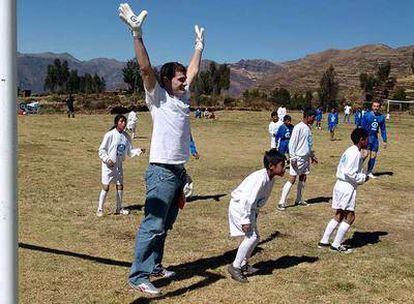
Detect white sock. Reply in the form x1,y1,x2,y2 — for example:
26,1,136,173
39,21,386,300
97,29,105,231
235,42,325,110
233,233,259,269
97,189,108,211
320,219,339,244
295,181,305,203
116,189,123,211
279,181,293,205
332,221,351,248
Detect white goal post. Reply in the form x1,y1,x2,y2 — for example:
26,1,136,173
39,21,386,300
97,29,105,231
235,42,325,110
385,99,414,113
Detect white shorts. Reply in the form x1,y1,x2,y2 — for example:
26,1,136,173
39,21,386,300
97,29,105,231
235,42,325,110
101,163,123,185
228,200,258,237
331,180,356,211
289,156,310,176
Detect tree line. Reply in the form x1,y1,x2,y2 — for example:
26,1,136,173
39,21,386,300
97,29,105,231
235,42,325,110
44,59,106,94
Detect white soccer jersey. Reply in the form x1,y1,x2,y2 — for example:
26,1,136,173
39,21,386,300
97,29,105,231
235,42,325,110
277,106,287,120
228,168,275,228
127,111,138,129
288,121,313,159
98,129,142,164
336,145,366,188
344,105,352,115
268,120,283,148
146,82,191,164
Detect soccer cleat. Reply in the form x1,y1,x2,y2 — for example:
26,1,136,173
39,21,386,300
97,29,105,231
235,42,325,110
317,242,330,249
151,266,176,279
277,204,286,211
129,281,160,295
330,245,353,253
115,208,130,215
367,173,377,179
227,264,248,283
241,264,260,275
96,209,104,217
295,200,309,207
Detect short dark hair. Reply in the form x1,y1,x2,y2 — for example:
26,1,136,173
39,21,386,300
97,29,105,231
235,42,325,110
263,148,286,169
351,128,369,144
283,115,291,122
303,107,317,118
159,62,187,88
110,114,127,130
271,111,277,118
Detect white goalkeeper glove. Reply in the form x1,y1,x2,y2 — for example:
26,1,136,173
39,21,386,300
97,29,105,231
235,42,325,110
118,3,148,38
194,25,205,51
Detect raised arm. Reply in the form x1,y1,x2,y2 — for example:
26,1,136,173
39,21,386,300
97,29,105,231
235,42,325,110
119,3,156,92
187,25,205,85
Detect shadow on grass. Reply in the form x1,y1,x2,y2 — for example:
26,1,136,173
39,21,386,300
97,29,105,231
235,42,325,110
126,204,144,211
373,171,394,177
186,193,227,203
253,255,319,276
284,196,332,209
307,196,332,205
18,242,131,267
343,231,388,249
129,231,282,303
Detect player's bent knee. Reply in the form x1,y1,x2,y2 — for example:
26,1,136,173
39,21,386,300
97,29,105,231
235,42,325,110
102,184,110,191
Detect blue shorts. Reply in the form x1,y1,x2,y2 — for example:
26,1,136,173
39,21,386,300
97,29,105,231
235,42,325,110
368,137,379,152
328,124,336,132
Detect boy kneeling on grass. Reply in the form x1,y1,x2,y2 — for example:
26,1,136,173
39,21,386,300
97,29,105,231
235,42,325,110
318,128,370,253
228,149,286,282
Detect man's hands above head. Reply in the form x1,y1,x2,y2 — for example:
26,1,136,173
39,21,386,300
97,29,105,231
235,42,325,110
194,25,205,51
119,3,148,38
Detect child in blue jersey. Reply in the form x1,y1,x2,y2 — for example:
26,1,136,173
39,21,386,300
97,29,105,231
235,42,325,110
315,107,323,130
354,107,362,128
361,100,387,178
275,115,294,156
327,108,339,141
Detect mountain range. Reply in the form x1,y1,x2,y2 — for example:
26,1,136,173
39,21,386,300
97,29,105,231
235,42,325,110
17,43,414,96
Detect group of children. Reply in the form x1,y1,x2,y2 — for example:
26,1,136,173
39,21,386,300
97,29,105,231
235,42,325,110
95,102,386,284
227,102,386,282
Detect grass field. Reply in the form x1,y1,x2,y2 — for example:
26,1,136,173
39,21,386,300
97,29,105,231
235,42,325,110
18,111,414,303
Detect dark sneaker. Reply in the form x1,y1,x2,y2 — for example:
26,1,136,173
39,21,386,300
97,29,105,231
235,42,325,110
330,245,353,253
317,242,330,249
241,264,260,275
227,264,248,283
129,281,160,295
277,204,286,211
151,266,176,279
295,200,309,207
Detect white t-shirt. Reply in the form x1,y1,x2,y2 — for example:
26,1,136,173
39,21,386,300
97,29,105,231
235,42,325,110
268,120,283,148
277,106,287,120
288,121,313,159
344,105,352,115
229,168,275,225
146,82,191,164
336,145,366,188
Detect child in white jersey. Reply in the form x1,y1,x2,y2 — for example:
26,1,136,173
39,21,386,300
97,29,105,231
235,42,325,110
268,111,283,148
228,149,286,282
318,128,370,253
277,108,318,210
97,114,145,217
127,106,138,139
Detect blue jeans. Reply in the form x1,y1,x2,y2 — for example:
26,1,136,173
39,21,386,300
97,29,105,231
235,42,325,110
129,163,186,286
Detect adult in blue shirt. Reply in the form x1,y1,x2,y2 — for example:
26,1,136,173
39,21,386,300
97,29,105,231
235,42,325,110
327,108,339,141
361,100,387,178
275,115,294,155
354,107,362,127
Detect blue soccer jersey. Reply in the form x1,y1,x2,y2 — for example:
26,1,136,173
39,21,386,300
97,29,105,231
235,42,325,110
361,111,387,152
354,110,362,127
275,124,294,154
327,112,338,131
315,109,323,122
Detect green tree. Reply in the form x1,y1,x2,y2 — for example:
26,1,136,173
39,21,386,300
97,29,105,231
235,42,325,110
269,88,291,106
318,65,339,110
44,64,58,92
66,70,80,93
393,87,407,101
122,59,143,93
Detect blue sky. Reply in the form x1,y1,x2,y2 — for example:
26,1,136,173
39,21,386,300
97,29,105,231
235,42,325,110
18,0,414,65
